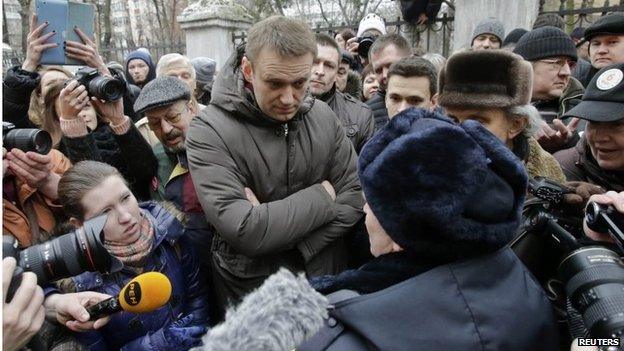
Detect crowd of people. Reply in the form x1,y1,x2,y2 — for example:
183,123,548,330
3,8,624,351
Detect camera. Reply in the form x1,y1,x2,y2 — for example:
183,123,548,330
75,67,126,102
357,35,376,58
3,122,52,155
515,177,624,341
3,214,122,301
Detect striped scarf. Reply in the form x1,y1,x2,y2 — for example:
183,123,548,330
103,212,154,267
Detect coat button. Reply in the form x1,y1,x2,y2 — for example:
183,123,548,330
327,317,337,327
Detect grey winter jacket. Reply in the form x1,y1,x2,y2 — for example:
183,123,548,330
319,85,375,153
186,49,364,304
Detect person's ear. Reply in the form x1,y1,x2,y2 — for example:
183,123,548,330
188,100,198,115
69,217,83,228
241,56,254,84
430,93,439,111
508,115,528,140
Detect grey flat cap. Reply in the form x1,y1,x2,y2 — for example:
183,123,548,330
133,76,191,114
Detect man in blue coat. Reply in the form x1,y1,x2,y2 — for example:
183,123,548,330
300,108,559,350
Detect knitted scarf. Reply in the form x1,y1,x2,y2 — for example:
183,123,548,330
103,212,154,267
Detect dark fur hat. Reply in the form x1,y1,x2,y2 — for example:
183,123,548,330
358,108,528,260
438,49,533,109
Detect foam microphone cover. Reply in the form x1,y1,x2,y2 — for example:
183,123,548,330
119,271,172,313
196,268,329,351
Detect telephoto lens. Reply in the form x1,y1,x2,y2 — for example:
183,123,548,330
75,67,126,102
559,247,624,339
5,214,122,287
2,122,52,155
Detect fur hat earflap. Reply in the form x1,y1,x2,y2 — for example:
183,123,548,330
438,49,533,110
358,107,528,261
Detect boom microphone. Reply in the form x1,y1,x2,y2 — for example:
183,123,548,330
194,268,329,351
87,271,172,320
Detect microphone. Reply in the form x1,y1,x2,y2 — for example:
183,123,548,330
87,271,172,320
196,268,329,351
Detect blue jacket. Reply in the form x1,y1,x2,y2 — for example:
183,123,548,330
72,202,209,350
300,248,559,351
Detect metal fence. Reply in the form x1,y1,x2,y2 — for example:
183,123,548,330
232,15,455,57
538,0,624,28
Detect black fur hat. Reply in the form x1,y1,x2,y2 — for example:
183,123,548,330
358,108,528,260
438,49,533,109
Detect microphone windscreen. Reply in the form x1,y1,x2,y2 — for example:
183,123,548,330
197,268,329,351
119,271,172,313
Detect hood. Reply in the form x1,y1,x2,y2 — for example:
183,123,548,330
125,50,156,87
209,45,315,127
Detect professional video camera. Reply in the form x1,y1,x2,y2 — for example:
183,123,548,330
511,177,624,342
74,67,126,102
3,122,52,155
3,214,122,301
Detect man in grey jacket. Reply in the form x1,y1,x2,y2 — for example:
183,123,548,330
310,34,374,153
186,16,364,316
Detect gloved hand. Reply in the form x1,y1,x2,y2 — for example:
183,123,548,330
563,181,605,209
162,314,206,351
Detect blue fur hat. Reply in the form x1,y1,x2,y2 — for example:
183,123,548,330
358,108,528,260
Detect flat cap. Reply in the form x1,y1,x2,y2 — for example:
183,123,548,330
133,76,191,114
584,13,624,41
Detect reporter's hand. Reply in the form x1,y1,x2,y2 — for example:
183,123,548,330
583,191,624,242
58,80,90,119
3,257,45,351
563,181,605,207
44,291,112,332
321,180,336,201
22,14,58,72
346,37,359,57
6,149,57,191
535,118,579,151
3,147,9,176
65,27,110,76
90,97,125,125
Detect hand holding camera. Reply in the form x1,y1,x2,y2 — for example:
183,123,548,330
584,191,624,243
44,291,112,332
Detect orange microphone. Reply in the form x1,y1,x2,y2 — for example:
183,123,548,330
87,272,172,320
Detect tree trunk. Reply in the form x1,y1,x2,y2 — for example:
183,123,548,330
18,0,32,56
102,0,112,48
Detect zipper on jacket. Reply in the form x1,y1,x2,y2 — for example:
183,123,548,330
283,124,289,137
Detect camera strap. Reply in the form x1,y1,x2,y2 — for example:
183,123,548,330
23,198,44,244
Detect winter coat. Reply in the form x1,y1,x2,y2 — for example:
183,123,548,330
525,137,567,183
532,77,585,153
319,85,375,153
3,65,40,128
2,149,72,246
70,202,209,351
60,122,157,201
186,47,364,307
554,136,624,192
344,70,363,101
299,248,559,351
366,91,389,132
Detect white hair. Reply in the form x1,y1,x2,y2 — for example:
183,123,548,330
505,104,543,137
156,53,196,80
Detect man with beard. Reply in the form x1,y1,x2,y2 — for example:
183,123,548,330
186,16,363,318
133,76,217,323
310,34,374,153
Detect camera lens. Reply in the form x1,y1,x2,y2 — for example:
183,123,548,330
89,76,125,102
358,37,375,58
559,247,624,338
15,215,120,286
4,129,52,155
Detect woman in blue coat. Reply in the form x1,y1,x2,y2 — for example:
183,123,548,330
44,160,209,350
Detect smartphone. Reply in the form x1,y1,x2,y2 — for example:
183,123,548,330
35,0,95,65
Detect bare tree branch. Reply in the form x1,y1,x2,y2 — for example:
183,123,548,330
316,0,332,26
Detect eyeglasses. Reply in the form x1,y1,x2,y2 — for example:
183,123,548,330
537,58,577,72
147,104,189,131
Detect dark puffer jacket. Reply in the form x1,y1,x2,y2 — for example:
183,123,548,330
300,248,558,351
366,91,388,132
70,203,209,351
554,136,624,192
3,65,40,128
186,47,364,308
318,85,375,153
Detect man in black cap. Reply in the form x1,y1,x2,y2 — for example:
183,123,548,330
586,13,624,71
514,26,585,153
555,63,624,192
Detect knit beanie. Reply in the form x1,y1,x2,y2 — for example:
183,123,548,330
191,57,217,88
513,26,578,61
532,13,565,30
503,28,528,47
358,108,528,260
471,18,505,45
125,49,157,86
